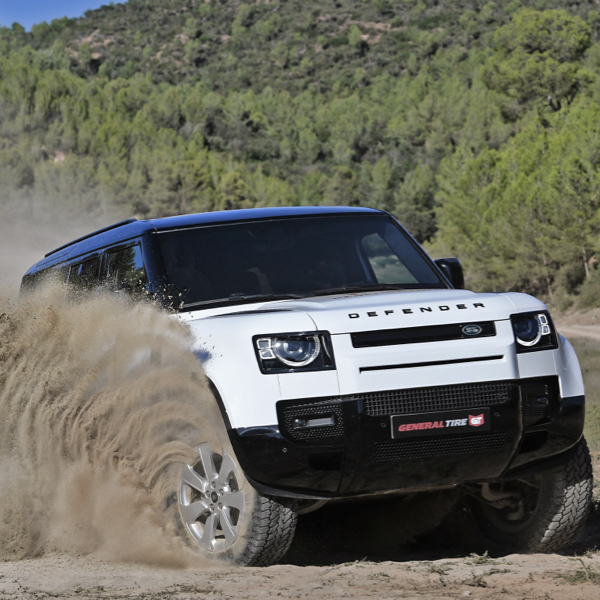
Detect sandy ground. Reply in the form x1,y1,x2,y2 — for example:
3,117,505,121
1,310,600,599
2,552,600,599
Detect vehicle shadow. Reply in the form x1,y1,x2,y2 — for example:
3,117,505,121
281,494,600,566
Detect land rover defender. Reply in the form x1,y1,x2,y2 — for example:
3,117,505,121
21,206,592,565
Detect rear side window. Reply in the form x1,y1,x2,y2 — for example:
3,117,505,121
68,257,100,291
105,245,148,297
21,266,68,294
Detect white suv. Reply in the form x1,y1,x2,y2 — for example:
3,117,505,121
22,206,593,565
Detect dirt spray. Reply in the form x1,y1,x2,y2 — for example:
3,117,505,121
0,285,225,567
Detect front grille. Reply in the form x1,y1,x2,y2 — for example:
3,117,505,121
352,321,496,348
361,381,512,417
373,432,506,462
280,400,344,441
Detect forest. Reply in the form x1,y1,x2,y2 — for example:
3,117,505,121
2,0,600,307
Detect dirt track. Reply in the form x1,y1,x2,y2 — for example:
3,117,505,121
557,324,600,342
1,551,600,599
555,308,600,342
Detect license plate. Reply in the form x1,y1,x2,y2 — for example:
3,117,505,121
391,408,491,439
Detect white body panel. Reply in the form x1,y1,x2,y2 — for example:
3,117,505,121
555,336,586,398
179,289,585,430
333,319,518,395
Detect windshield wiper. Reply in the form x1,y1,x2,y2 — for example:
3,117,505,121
182,293,307,310
180,286,412,310
308,284,410,297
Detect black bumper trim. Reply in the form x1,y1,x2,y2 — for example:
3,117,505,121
502,437,582,481
359,355,504,372
228,385,584,499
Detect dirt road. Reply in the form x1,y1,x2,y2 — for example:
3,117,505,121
556,308,600,342
1,551,600,600
557,324,600,342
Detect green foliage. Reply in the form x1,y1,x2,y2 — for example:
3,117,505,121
578,269,600,309
3,1,600,298
435,101,600,296
571,338,600,452
483,9,593,110
0,24,513,239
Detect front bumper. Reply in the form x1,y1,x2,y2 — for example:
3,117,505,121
228,376,584,499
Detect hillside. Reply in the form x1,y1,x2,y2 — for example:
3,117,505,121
5,1,600,92
2,1,600,302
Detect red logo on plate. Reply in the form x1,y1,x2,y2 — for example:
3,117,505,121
469,414,485,427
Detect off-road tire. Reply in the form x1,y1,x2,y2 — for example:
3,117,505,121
471,437,593,553
178,441,297,566
235,494,298,566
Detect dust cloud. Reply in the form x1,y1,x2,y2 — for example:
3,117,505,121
0,285,226,567
0,195,120,298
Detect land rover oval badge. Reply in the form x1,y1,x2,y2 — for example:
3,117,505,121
462,324,482,336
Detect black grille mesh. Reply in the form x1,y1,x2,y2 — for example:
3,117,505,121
522,405,547,418
374,432,506,462
361,381,512,417
281,401,344,441
521,383,553,425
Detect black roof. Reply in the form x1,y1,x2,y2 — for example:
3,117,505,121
24,206,382,276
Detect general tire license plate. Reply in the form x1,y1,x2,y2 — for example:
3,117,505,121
391,408,491,439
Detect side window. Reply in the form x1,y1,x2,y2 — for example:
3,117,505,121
105,245,149,297
22,266,69,293
361,233,418,284
68,257,101,291
54,266,70,283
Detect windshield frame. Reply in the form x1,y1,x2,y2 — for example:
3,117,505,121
152,213,449,312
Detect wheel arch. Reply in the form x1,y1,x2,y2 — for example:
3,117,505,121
204,376,233,430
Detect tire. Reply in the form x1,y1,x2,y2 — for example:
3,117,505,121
178,441,297,566
471,437,593,553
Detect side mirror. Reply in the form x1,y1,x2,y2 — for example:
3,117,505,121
434,258,465,289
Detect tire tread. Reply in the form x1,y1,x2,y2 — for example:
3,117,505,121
533,437,593,552
236,496,297,566
474,437,593,554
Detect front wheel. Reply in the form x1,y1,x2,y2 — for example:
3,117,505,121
178,442,297,566
470,437,593,553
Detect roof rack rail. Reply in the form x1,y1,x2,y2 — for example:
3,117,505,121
44,219,139,257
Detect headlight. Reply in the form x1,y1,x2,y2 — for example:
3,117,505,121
254,332,335,373
272,335,321,367
511,311,557,352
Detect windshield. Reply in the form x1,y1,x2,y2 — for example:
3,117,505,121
157,214,446,309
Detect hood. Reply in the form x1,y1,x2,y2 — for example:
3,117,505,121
184,289,547,335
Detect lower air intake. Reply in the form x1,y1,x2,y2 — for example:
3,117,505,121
373,432,506,462
361,381,512,417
